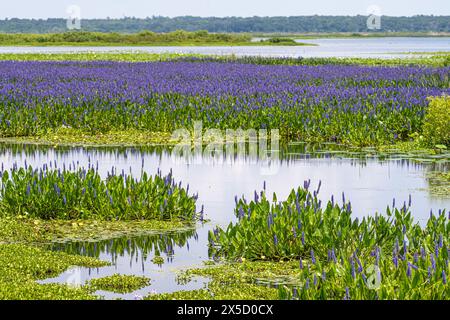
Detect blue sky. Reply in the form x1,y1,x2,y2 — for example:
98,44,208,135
1,0,449,19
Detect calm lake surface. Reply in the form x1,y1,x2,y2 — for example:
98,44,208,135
1,37,449,58
1,143,448,299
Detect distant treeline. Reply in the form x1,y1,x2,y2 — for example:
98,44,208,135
0,16,449,33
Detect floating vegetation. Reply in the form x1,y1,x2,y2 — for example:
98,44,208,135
147,275,278,300
426,170,450,198
89,274,151,294
0,243,107,300
0,165,198,221
0,216,194,244
151,256,165,266
207,182,449,299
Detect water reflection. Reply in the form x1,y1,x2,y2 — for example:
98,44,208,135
0,141,448,224
40,227,209,300
2,141,448,299
48,228,198,265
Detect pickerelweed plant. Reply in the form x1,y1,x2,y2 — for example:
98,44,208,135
0,164,199,221
0,61,449,147
209,181,449,299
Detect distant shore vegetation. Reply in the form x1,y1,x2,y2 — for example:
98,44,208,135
0,16,449,33
0,30,309,46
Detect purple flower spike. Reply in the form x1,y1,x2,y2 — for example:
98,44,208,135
406,264,412,278
344,288,350,300
238,206,244,219
393,254,398,268
316,180,322,194
350,259,356,279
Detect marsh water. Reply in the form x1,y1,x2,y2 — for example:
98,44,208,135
0,142,448,299
2,37,449,58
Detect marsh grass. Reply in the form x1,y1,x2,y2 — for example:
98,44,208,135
0,31,310,47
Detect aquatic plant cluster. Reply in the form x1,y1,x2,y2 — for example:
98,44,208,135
0,61,449,146
209,182,449,299
0,243,107,300
89,274,151,294
0,164,198,221
422,95,450,147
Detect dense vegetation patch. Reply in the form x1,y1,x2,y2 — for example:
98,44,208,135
206,182,449,299
0,53,449,67
0,52,204,62
146,283,278,300
0,165,198,220
0,30,308,46
0,243,107,300
0,16,448,33
422,95,450,148
0,60,448,147
89,274,150,294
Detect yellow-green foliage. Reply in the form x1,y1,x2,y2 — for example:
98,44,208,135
0,244,107,300
89,274,150,294
423,96,450,147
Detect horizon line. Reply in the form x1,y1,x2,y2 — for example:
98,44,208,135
1,14,450,20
